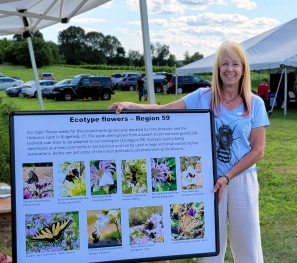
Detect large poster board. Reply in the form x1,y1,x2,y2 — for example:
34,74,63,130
10,109,219,263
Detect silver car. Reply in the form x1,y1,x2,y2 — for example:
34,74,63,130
0,77,24,90
22,80,58,98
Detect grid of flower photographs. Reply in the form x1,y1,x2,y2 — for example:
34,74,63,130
21,154,207,254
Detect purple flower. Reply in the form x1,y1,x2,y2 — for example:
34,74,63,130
23,190,32,199
90,161,116,187
188,208,196,217
35,183,45,190
151,159,170,188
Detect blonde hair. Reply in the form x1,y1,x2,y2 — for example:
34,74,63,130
211,41,252,116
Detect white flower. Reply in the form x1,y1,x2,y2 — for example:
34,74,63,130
99,172,114,187
94,214,110,232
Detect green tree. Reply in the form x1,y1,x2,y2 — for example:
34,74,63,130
15,37,52,67
151,43,170,66
58,26,87,64
127,50,142,67
183,50,204,65
101,35,123,65
85,31,107,64
46,41,61,64
167,53,177,67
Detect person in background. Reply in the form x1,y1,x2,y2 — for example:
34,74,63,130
162,76,169,95
135,76,145,101
143,77,148,101
257,77,270,111
108,41,269,263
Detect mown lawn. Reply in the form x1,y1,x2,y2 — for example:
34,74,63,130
0,65,295,262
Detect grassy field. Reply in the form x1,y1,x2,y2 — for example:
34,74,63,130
0,65,295,262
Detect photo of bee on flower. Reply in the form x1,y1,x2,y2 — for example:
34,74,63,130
87,208,122,249
58,161,86,197
121,159,147,194
25,211,80,253
129,206,164,245
90,160,117,195
151,157,177,192
170,202,205,241
23,162,54,199
180,156,203,190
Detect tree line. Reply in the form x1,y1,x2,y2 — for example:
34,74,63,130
0,26,203,68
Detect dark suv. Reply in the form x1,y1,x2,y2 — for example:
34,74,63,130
50,76,114,101
167,75,211,94
119,76,140,91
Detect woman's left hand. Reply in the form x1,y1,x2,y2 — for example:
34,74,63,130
213,176,229,203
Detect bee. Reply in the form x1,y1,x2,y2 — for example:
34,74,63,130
91,230,100,244
124,164,142,187
186,173,196,178
63,168,80,183
216,119,240,165
26,170,39,184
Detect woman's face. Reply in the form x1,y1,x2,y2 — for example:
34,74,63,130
219,52,243,89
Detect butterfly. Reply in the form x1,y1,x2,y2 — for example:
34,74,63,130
179,212,200,234
31,219,73,243
63,168,79,183
26,170,39,184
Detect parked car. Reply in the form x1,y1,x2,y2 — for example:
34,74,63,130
22,80,58,98
5,80,34,97
167,75,212,94
0,77,24,91
153,72,173,82
114,72,141,89
111,73,123,89
119,76,140,91
40,72,55,80
42,78,72,98
49,75,114,101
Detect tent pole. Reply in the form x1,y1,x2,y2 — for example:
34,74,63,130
175,74,178,100
269,69,284,116
27,36,44,110
139,0,155,104
284,66,287,116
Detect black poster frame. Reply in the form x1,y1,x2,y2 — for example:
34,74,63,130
10,109,219,263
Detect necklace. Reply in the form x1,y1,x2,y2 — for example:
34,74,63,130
223,93,239,104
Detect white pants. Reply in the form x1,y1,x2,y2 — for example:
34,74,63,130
200,171,264,263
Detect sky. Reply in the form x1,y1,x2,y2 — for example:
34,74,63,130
22,0,297,60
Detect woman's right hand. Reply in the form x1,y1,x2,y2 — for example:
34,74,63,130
108,102,132,114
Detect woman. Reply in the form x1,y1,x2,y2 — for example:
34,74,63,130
108,41,269,263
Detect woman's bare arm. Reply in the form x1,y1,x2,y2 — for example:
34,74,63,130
108,99,186,114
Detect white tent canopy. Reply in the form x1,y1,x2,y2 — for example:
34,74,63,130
176,18,297,74
0,0,111,110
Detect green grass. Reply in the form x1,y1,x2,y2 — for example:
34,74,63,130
0,64,141,83
0,89,184,111
0,65,295,262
